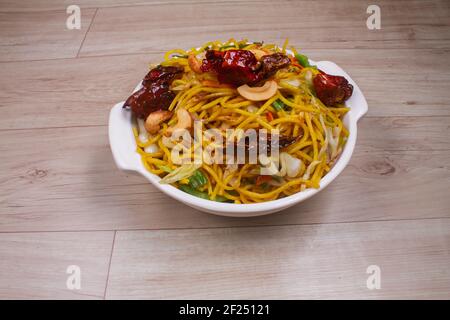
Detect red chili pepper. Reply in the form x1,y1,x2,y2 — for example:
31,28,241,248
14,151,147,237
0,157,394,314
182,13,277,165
266,111,274,122
124,65,183,118
201,50,259,86
255,175,272,186
201,50,291,86
313,71,353,107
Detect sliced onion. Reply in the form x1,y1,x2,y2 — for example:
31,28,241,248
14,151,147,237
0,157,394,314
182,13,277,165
302,160,321,180
247,104,259,113
280,152,302,177
162,136,175,148
159,164,201,184
137,118,149,143
304,70,313,84
144,144,159,154
258,154,280,175
283,79,301,87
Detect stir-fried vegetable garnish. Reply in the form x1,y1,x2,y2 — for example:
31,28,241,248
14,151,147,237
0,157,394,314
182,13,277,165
159,164,200,184
179,185,230,202
272,99,285,111
295,53,312,68
188,170,208,189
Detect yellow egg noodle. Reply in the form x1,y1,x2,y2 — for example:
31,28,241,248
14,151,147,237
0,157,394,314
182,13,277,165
131,39,350,204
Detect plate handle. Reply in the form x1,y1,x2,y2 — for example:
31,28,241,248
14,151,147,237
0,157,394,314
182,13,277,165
108,102,140,172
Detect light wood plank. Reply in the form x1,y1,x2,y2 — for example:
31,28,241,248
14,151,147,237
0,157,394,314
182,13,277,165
0,49,449,132
0,231,114,299
106,219,450,299
0,9,96,62
0,0,264,12
79,0,450,56
0,53,151,130
0,121,449,231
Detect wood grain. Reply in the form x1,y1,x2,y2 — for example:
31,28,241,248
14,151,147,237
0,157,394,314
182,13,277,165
79,0,450,56
0,231,114,299
0,9,96,62
0,0,264,12
106,219,450,299
1,121,449,231
1,0,450,300
0,49,449,133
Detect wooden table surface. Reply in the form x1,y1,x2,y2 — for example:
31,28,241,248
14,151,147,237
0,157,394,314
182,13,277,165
0,0,449,299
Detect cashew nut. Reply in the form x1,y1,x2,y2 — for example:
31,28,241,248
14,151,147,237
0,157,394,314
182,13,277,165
250,49,269,60
237,80,278,101
164,108,192,137
144,110,173,134
188,54,202,74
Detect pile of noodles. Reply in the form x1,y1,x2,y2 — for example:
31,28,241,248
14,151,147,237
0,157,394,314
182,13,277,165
132,39,349,204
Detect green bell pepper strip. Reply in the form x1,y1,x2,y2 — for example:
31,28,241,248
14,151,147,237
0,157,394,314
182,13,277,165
188,170,208,189
179,185,230,202
272,99,285,111
295,53,311,68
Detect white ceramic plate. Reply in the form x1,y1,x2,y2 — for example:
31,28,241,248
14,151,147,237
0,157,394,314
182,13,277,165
109,60,368,217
